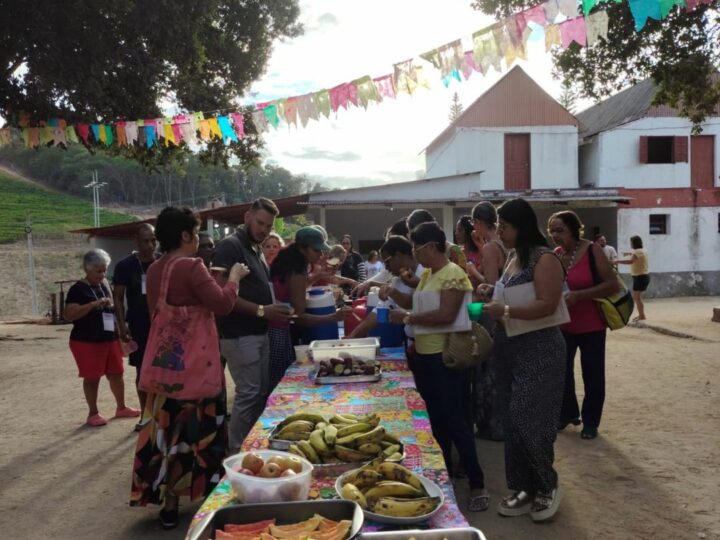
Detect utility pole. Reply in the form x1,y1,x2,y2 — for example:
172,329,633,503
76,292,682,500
25,218,39,316
84,170,107,227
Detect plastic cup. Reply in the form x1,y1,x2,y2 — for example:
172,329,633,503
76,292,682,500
467,302,485,321
376,306,389,324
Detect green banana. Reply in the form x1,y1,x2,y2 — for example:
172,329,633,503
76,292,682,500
364,481,425,502
335,445,371,462
340,483,368,509
355,426,386,446
315,421,328,430
386,452,403,462
382,444,401,458
276,431,311,441
329,414,358,425
375,462,424,491
297,440,320,463
288,444,304,458
357,443,383,456
277,413,325,428
277,419,315,433
372,496,441,518
336,431,365,447
357,414,380,427
323,423,338,446
336,422,373,438
309,429,333,458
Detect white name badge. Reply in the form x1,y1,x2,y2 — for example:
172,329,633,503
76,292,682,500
102,312,116,332
141,274,147,295
492,280,504,301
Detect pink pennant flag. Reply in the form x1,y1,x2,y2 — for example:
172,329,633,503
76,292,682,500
462,51,481,79
560,16,587,48
283,97,299,126
230,112,245,138
329,83,357,112
76,124,90,144
373,75,396,99
172,123,183,144
685,0,712,9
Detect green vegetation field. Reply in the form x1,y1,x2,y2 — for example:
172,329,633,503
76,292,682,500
0,173,135,243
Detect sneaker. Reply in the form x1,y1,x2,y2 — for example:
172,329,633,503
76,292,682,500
115,406,141,418
87,414,108,427
498,490,533,517
530,485,563,522
159,508,179,530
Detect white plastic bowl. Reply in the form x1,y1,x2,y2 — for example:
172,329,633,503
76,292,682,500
223,449,313,504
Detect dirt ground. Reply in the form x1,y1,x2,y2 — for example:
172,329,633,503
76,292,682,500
1,297,718,540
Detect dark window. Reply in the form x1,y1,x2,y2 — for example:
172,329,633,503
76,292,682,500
649,214,669,235
718,213,720,233
639,136,689,164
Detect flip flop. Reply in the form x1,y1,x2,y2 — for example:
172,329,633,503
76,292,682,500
468,490,490,512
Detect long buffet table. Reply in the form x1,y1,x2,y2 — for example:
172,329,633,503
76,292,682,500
188,347,469,533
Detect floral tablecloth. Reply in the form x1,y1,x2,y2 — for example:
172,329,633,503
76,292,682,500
188,347,469,535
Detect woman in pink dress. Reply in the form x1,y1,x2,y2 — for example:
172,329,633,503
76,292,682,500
548,211,619,440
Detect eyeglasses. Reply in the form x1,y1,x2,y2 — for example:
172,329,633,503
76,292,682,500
412,242,435,253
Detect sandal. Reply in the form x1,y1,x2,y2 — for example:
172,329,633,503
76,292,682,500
468,489,490,512
86,414,107,427
497,490,533,517
530,485,562,522
581,427,598,440
115,406,141,418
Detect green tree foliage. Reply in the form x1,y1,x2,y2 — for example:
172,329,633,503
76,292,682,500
0,0,302,167
470,1,720,129
0,145,325,211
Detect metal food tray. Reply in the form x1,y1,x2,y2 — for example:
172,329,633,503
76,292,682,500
313,369,382,385
358,527,486,540
187,500,364,540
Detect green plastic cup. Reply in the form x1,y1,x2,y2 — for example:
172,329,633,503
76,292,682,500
467,302,485,321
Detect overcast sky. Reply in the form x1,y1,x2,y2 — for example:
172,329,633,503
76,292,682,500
247,0,584,190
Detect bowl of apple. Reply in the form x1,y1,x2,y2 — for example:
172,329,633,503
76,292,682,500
223,449,314,504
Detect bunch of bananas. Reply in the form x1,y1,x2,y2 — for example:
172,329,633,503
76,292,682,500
273,412,404,464
338,458,441,518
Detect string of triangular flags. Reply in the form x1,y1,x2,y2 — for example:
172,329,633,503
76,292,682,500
0,0,712,150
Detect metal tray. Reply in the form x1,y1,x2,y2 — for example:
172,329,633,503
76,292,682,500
313,369,382,385
187,500,364,540
358,527,486,540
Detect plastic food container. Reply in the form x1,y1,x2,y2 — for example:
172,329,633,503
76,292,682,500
223,450,313,504
309,337,380,362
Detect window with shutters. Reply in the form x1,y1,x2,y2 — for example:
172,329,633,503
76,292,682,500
639,136,688,164
649,214,669,235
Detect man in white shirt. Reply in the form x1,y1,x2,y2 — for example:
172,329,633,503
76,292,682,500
595,234,617,265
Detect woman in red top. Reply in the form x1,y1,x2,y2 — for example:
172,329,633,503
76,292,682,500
548,211,618,440
129,206,248,529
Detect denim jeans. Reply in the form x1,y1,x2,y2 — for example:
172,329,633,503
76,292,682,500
412,351,485,489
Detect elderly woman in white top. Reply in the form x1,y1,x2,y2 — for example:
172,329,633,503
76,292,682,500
64,249,140,427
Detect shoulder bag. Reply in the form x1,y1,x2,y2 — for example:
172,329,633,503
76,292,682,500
588,243,634,330
139,257,224,400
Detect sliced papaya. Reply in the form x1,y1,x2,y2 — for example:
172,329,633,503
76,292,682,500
311,520,352,540
225,519,276,533
270,517,322,538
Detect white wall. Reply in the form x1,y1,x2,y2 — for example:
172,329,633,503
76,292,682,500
594,117,720,189
617,207,720,273
90,237,135,276
425,126,578,190
579,138,600,187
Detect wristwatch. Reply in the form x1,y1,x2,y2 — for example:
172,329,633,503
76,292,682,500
402,312,412,325
256,304,265,318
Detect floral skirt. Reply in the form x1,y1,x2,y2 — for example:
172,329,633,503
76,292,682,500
130,387,228,507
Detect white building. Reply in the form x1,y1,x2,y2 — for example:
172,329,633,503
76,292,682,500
577,78,720,296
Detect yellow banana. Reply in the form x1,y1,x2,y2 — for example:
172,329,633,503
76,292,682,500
386,452,404,462
336,432,365,447
344,469,383,489
277,413,325,428
323,423,338,446
357,443,383,456
277,420,315,433
375,462,424,491
342,458,384,485
315,421,328,430
288,444,304,458
356,414,380,427
364,481,425,502
340,482,368,509
355,426,386,446
330,414,358,425
297,440,320,463
336,422,373,438
309,429,333,458
335,445,370,462
372,496,441,518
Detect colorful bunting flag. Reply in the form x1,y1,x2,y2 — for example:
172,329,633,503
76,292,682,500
472,28,502,73
586,10,609,44
545,23,562,51
628,0,662,31
355,76,380,108
420,39,464,79
373,75,396,100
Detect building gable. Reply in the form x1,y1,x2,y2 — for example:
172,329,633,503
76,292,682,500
425,66,578,155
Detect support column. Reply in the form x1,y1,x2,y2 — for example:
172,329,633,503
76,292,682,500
442,205,454,237
207,218,214,236
319,206,327,229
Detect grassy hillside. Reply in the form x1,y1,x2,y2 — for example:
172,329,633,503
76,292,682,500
0,172,135,243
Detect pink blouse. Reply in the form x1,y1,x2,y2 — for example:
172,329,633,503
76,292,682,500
561,249,606,334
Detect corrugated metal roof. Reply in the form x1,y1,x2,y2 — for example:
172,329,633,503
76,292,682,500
425,66,578,154
577,74,720,138
71,194,309,238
